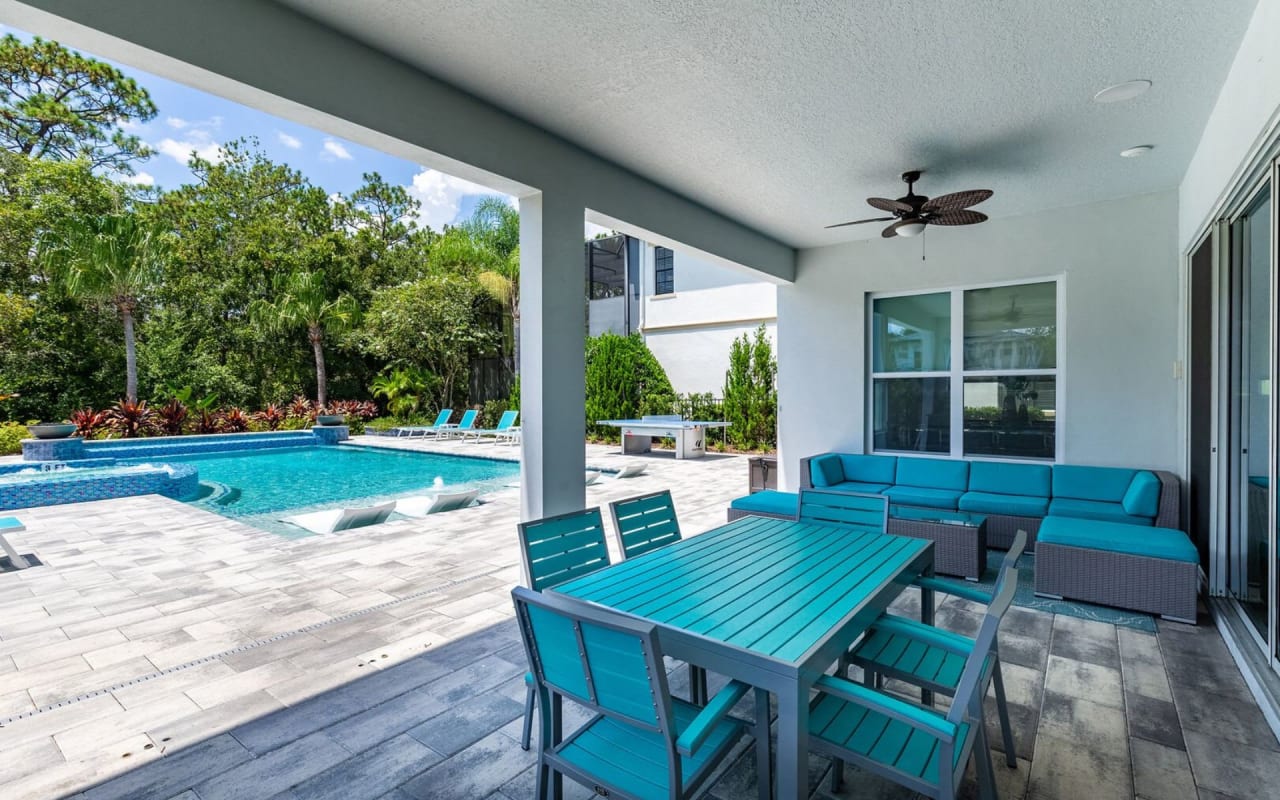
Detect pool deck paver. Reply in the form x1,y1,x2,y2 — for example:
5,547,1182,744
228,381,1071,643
0,437,1274,799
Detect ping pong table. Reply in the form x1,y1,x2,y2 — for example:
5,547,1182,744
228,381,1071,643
595,415,730,459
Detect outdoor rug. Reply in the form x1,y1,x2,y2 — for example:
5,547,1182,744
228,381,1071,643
936,550,1158,633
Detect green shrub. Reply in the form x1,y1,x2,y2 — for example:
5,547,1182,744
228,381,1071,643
0,421,26,455
584,333,676,438
480,400,508,430
723,324,777,452
508,375,520,410
366,416,402,432
279,416,312,431
343,414,366,435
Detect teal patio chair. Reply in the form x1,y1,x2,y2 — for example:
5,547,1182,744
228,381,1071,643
513,586,770,800
846,531,1028,770
812,567,1015,800
440,408,479,439
797,488,889,533
397,409,452,437
515,507,611,750
464,409,518,442
608,489,682,560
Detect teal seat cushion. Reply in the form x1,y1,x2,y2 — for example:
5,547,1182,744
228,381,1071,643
1039,517,1198,563
883,485,962,510
829,480,892,494
1048,497,1152,526
0,516,24,531
968,461,1051,497
895,457,969,492
810,455,844,487
1052,465,1137,502
1122,471,1161,518
958,491,1049,517
839,454,897,485
731,490,798,516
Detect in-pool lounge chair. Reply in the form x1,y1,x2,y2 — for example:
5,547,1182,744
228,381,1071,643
464,410,518,442
0,516,33,570
612,463,648,479
397,409,452,438
441,409,479,439
395,488,479,517
282,501,396,534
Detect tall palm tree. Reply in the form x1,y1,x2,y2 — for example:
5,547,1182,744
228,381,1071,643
249,270,359,409
462,197,522,370
41,212,171,403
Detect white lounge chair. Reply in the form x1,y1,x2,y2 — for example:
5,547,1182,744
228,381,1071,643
613,464,648,479
0,516,32,570
282,501,396,534
395,489,479,517
585,471,602,486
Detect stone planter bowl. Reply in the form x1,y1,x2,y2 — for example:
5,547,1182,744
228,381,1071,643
27,423,78,439
315,415,345,427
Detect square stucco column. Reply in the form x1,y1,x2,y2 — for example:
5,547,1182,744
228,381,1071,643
519,192,587,521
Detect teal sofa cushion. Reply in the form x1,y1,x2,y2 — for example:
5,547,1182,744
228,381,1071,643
1048,497,1153,526
958,491,1049,517
839,454,897,486
829,480,892,494
731,490,797,516
1052,465,1137,502
1122,471,1161,518
1038,517,1198,563
810,455,844,487
883,485,963,510
895,457,970,492
968,461,1051,497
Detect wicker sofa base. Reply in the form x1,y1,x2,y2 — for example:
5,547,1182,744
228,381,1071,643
1034,542,1199,623
726,508,796,522
985,514,1042,551
886,516,987,581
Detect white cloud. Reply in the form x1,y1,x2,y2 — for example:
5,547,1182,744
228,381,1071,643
277,131,302,150
322,139,353,161
404,168,511,231
118,118,144,132
166,117,189,130
122,171,155,187
155,136,223,165
585,221,614,238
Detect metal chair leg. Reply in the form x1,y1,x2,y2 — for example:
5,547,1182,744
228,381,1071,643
830,757,845,793
521,684,536,751
974,716,998,800
688,664,708,705
753,687,772,800
991,659,1017,768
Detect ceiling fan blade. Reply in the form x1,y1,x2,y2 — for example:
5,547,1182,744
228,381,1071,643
926,209,989,226
825,216,894,229
867,197,912,214
922,189,993,213
882,219,916,238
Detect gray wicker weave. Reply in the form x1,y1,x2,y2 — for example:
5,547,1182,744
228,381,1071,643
886,515,988,581
1034,542,1199,623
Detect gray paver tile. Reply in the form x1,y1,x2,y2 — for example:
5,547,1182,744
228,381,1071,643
407,690,525,756
283,734,441,800
1185,729,1280,798
399,731,535,800
1131,737,1196,800
194,730,348,800
1027,733,1132,800
80,733,254,800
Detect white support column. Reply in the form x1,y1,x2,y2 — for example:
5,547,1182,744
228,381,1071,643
519,192,587,521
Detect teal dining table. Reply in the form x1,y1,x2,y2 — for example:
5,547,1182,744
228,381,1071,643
552,514,935,799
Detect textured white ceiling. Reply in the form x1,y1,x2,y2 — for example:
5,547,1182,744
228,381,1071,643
277,0,1257,248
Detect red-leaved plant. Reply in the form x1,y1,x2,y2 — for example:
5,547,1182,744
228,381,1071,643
288,395,314,420
255,403,286,431
157,398,188,436
70,408,107,438
106,400,157,438
220,407,250,433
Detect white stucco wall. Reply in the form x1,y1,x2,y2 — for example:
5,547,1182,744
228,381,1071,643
1179,0,1280,249
777,189,1180,489
646,322,777,397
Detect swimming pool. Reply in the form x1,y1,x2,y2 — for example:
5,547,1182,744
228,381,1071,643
122,445,520,537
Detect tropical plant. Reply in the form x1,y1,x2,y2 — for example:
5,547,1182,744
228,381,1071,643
463,197,522,369
220,407,250,433
156,398,188,435
70,407,107,438
370,366,435,418
40,212,173,403
723,324,777,451
106,399,157,438
249,270,359,409
254,403,286,431
287,395,314,420
584,333,676,438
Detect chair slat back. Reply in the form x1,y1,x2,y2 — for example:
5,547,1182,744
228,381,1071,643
609,490,682,560
518,507,610,591
456,408,479,429
431,409,452,427
797,489,888,533
513,586,670,733
948,565,1018,726
496,410,518,430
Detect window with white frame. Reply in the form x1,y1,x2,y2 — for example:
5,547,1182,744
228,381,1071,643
869,280,1059,460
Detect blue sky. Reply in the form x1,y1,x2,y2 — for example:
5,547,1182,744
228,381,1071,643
1,23,518,232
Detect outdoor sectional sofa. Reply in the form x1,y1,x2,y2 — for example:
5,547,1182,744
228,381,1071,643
798,453,1180,550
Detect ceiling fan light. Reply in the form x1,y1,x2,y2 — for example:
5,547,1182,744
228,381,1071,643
896,221,926,238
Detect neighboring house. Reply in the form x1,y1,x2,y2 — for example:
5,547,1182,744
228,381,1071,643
586,234,776,396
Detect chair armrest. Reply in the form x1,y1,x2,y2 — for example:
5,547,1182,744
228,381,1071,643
914,575,993,605
814,675,956,740
676,679,751,757
871,615,976,657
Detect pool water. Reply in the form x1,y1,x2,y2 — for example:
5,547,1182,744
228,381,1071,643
122,445,520,537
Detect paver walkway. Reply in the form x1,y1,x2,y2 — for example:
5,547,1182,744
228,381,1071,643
0,437,1277,798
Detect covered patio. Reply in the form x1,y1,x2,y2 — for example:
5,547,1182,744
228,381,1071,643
3,0,1280,798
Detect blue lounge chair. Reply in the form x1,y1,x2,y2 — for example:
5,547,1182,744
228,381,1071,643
396,409,452,437
463,409,517,442
439,408,479,439
516,507,612,750
512,586,770,800
797,488,889,533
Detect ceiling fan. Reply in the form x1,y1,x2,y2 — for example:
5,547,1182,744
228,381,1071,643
827,170,993,238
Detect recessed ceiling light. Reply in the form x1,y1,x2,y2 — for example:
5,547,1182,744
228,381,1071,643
1094,80,1152,104
1120,145,1154,158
